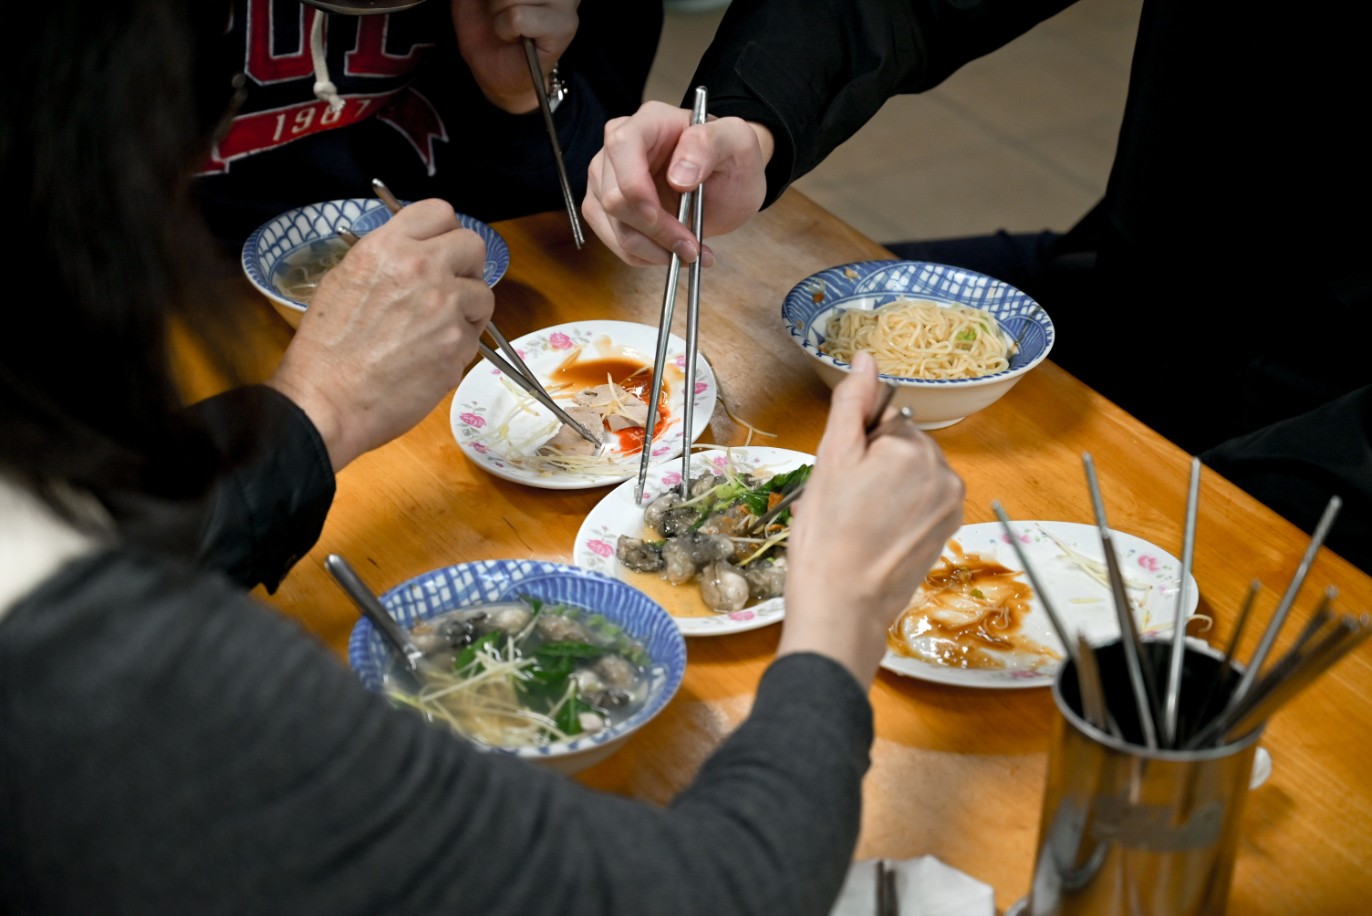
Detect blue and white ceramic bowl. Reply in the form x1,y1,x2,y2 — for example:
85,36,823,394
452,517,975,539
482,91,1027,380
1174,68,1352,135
242,197,511,328
348,559,686,775
782,260,1055,429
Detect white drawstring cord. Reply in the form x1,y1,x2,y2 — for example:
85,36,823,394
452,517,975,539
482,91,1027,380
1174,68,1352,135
310,11,344,114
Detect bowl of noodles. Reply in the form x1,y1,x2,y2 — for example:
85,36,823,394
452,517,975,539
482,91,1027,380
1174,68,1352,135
347,558,686,776
782,260,1054,429
242,197,510,328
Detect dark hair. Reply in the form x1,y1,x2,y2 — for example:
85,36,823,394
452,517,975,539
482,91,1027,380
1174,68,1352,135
1,2,246,516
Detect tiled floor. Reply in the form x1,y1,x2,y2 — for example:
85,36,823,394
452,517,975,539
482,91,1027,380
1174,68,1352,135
645,0,1144,246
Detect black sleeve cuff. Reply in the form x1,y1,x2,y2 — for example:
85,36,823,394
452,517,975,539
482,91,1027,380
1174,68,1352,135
187,385,336,592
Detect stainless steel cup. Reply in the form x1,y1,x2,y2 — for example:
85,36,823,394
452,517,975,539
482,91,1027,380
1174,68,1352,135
1025,640,1261,915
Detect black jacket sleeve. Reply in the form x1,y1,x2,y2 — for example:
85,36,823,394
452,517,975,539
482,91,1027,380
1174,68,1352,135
689,0,1077,207
186,385,335,592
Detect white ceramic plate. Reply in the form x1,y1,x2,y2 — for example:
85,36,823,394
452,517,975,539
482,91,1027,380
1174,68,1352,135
450,320,718,489
573,447,815,636
880,520,1200,689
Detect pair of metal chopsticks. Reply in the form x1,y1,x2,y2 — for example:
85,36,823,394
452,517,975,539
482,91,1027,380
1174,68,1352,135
349,179,600,449
742,383,901,536
635,86,709,504
522,38,583,248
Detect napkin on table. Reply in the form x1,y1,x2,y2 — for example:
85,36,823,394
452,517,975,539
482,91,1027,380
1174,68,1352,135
827,856,995,916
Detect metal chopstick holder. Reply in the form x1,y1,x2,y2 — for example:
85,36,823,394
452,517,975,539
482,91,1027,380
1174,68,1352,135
370,178,600,449
635,87,708,504
522,38,584,249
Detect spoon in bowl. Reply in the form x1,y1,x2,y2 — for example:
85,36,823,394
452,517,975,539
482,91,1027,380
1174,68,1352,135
325,553,425,692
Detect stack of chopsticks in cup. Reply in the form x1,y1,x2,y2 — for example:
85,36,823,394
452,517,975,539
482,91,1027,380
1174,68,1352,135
995,455,1369,751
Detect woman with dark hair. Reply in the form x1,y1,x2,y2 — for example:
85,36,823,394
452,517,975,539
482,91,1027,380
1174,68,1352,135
1,3,966,913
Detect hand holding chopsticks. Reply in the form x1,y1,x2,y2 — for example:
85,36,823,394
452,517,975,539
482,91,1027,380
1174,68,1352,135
743,383,901,536
635,86,709,504
366,179,601,451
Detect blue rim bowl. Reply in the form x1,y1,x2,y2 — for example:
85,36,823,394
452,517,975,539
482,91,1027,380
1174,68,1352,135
242,197,510,328
347,558,686,775
781,259,1055,429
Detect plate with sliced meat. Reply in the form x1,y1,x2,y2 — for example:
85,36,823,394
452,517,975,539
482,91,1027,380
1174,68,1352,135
450,320,717,489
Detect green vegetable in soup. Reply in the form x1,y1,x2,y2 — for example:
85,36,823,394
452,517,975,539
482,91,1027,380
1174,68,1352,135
384,596,652,749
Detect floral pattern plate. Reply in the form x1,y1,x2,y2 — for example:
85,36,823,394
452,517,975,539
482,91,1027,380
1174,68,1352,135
880,521,1200,689
450,320,718,489
573,447,815,636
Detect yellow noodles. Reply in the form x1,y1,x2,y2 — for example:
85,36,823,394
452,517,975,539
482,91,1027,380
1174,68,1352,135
820,298,1010,379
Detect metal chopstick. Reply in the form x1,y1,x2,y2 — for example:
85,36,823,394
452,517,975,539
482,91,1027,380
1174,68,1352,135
875,859,899,916
474,341,602,448
678,86,709,499
1187,578,1261,743
1075,633,1122,738
991,505,1083,674
992,502,1124,740
1217,615,1370,743
522,38,584,249
635,88,707,504
1226,495,1342,707
371,177,404,215
370,178,600,449
1083,452,1160,749
1186,612,1368,750
1162,456,1202,746
634,198,691,502
476,322,601,447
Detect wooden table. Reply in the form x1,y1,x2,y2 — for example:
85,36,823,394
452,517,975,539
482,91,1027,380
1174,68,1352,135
227,191,1372,913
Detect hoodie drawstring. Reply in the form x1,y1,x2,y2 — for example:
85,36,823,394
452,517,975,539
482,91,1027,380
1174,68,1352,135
310,11,344,114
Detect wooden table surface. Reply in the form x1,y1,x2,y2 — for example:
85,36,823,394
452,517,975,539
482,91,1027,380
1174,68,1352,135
226,191,1371,913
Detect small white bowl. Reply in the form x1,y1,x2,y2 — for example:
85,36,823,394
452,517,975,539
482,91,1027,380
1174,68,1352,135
242,198,510,328
782,260,1055,429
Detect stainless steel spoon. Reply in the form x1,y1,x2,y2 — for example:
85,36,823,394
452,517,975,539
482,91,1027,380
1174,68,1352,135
325,553,424,690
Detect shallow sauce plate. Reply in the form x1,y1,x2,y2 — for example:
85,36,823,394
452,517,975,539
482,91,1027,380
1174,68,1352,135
451,320,718,490
573,447,815,636
880,521,1200,688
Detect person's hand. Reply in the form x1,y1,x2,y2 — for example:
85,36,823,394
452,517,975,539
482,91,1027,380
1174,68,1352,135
582,101,774,267
267,199,494,472
451,0,578,114
777,352,965,686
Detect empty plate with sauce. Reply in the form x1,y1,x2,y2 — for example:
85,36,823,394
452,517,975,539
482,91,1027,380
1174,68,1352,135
880,520,1200,688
